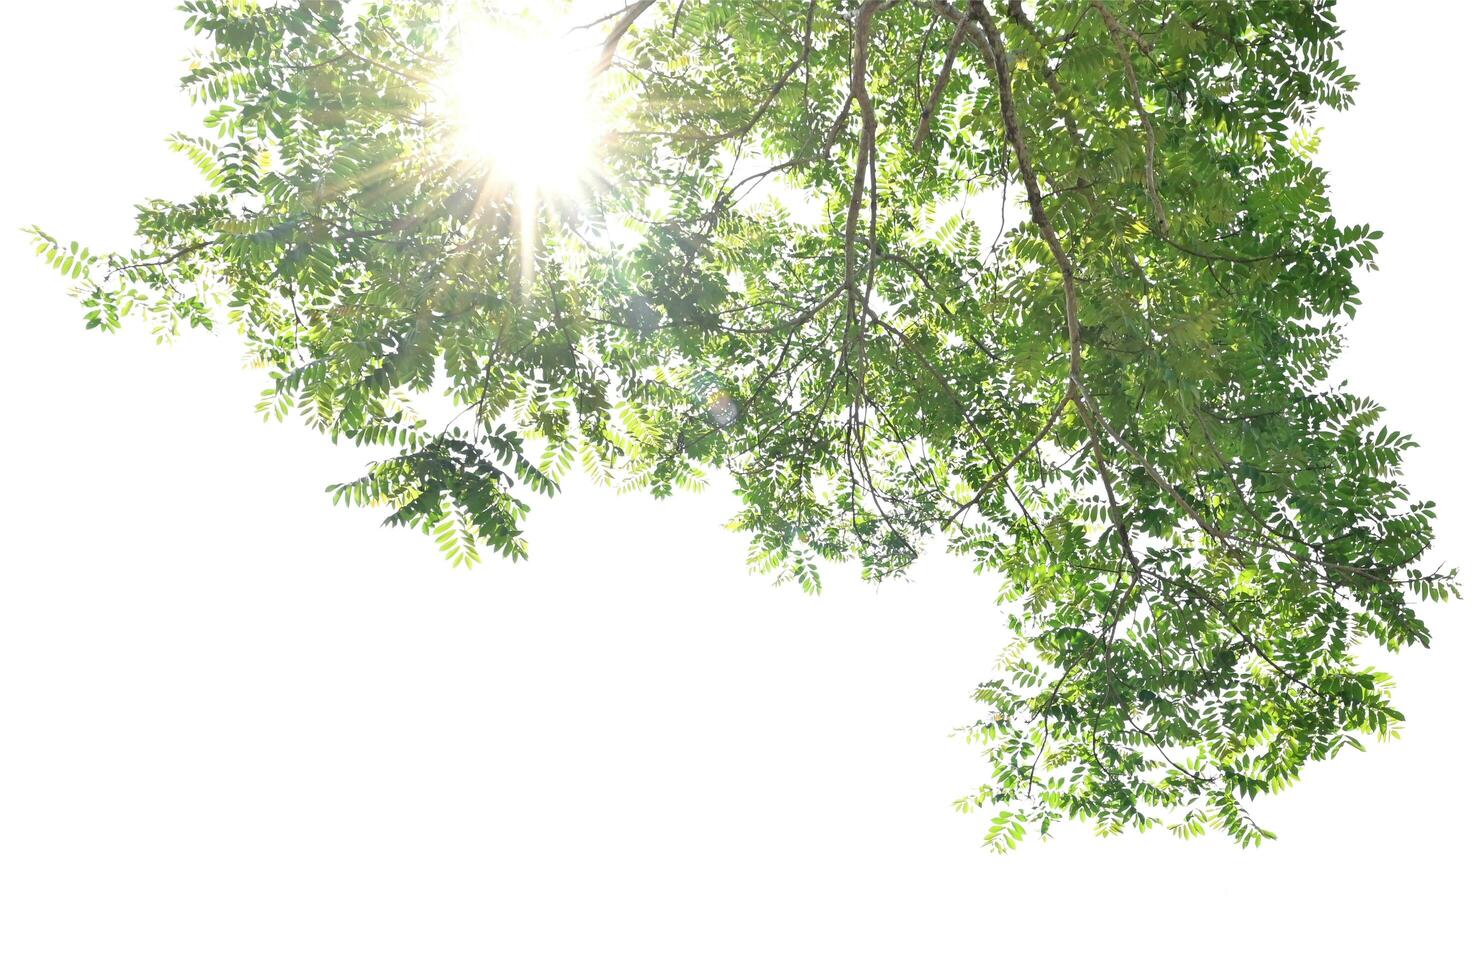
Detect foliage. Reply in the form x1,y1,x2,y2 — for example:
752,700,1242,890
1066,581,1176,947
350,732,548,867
33,0,1457,847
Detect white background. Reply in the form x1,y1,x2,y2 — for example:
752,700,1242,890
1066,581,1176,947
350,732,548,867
2,2,1468,977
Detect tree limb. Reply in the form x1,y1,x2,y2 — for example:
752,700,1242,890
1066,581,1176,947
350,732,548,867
592,0,656,76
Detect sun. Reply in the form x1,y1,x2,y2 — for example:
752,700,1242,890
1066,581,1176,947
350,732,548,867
441,21,600,202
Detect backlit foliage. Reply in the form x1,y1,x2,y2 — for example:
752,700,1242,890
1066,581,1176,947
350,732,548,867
34,0,1456,847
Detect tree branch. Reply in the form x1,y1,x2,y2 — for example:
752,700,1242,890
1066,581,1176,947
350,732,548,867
912,7,971,153
592,0,656,76
1092,0,1167,234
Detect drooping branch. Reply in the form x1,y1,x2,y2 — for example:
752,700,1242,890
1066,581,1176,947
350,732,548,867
952,1,1084,386
961,1,1154,574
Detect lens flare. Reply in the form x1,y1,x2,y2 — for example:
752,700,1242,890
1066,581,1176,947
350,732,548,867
439,19,600,288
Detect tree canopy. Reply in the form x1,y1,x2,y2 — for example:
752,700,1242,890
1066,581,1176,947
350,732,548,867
33,0,1456,849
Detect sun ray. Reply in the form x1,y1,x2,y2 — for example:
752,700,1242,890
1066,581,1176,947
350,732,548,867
437,15,602,292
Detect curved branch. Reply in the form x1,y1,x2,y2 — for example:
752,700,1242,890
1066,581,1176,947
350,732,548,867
592,0,656,76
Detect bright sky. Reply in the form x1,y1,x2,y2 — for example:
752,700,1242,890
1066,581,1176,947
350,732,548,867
2,3,1468,977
